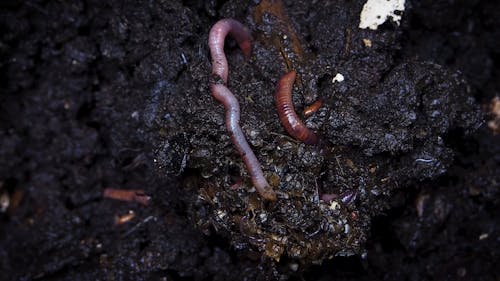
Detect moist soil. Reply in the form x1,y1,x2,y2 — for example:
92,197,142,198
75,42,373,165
0,0,498,280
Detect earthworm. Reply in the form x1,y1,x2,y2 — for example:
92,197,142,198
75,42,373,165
302,99,323,117
210,83,277,201
275,71,318,145
209,18,252,83
208,19,276,201
103,188,151,206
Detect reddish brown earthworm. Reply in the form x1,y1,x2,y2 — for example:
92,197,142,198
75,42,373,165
275,71,318,145
208,19,276,201
210,83,276,201
103,188,151,206
303,99,323,117
209,18,252,84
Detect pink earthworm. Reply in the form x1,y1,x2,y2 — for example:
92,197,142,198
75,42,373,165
208,19,276,201
275,71,318,145
210,83,276,201
209,18,252,84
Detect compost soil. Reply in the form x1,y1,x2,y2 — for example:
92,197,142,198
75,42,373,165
0,0,498,280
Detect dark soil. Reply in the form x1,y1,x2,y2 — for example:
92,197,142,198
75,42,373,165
0,0,498,280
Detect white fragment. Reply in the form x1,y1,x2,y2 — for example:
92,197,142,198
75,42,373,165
415,158,434,163
329,200,340,210
177,153,187,175
180,53,187,64
344,223,351,234
362,38,373,47
216,210,227,220
359,0,406,30
479,233,489,240
0,191,9,213
332,73,344,84
259,212,268,223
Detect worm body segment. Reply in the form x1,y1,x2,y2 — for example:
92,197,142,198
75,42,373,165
210,84,277,201
275,71,318,145
209,18,252,84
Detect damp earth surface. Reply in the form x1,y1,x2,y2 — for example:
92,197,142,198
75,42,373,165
0,0,498,280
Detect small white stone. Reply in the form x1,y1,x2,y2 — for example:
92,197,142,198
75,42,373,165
332,73,345,83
